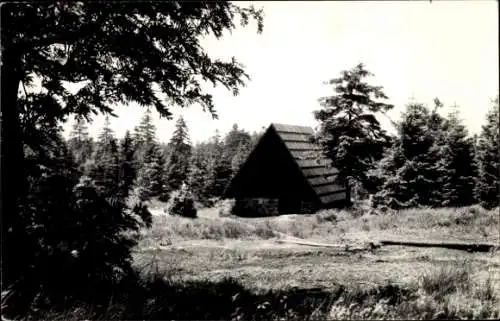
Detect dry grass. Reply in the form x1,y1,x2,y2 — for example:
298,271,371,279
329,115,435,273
327,263,499,320
126,202,500,320
18,203,498,320
139,203,499,248
31,262,499,320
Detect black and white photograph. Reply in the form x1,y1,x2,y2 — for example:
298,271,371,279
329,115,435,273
1,0,499,320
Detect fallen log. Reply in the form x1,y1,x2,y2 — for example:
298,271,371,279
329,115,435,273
275,239,343,248
275,239,367,252
275,238,498,253
378,240,497,253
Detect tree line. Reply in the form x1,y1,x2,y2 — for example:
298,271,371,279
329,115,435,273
67,109,262,209
314,63,499,211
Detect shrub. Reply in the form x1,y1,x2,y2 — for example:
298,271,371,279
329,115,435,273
218,199,236,217
167,184,197,218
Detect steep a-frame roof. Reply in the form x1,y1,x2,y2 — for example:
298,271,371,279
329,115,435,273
270,123,346,205
225,123,347,206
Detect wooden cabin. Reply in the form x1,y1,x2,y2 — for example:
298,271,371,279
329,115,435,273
224,123,350,216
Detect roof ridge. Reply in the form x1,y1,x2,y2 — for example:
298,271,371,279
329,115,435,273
270,123,315,135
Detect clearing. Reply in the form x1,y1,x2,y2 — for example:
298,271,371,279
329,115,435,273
133,204,500,294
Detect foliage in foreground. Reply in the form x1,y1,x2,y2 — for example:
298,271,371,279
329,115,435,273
10,263,498,321
2,1,264,296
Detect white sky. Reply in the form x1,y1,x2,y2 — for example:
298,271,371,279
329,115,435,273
62,0,499,144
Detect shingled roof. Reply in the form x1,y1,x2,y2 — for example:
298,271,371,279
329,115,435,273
270,123,346,205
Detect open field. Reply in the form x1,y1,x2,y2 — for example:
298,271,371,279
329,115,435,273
23,204,499,320
128,203,500,319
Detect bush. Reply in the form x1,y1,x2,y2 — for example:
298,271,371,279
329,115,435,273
218,199,236,217
167,184,197,218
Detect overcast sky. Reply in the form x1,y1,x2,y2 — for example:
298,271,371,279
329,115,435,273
63,0,499,144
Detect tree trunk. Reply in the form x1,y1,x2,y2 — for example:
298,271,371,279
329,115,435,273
1,44,26,287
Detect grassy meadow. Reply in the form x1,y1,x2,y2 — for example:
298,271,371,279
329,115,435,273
30,202,499,320
126,201,500,320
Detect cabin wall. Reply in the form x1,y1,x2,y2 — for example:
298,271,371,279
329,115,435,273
300,201,319,214
232,197,320,216
233,198,280,217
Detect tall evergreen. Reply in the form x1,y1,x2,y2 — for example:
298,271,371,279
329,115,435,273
134,143,167,201
187,131,225,205
313,63,394,194
87,117,121,199
164,117,192,192
224,123,252,162
371,100,448,209
231,141,251,174
67,117,94,171
118,130,137,200
475,97,499,209
205,130,230,198
188,144,212,204
133,108,158,165
437,106,477,206
134,108,157,147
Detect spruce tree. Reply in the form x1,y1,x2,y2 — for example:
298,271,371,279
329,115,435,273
203,130,231,198
212,150,233,198
370,142,419,209
224,123,251,162
438,107,477,206
67,117,94,171
187,143,212,205
475,98,500,209
118,130,137,200
231,141,251,174
314,63,394,194
134,108,156,146
371,100,448,209
133,108,158,165
87,117,121,199
134,143,167,201
164,117,192,192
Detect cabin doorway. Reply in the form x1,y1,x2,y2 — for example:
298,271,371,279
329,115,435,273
278,197,301,214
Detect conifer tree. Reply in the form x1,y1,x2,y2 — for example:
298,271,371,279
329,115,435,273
212,150,233,198
314,63,394,194
164,117,192,192
475,97,499,209
202,130,229,198
224,123,252,162
370,142,417,209
231,141,251,174
437,106,477,206
188,131,229,205
134,108,157,146
87,117,121,199
118,130,137,200
67,117,94,171
187,146,211,204
134,143,167,201
371,100,448,209
133,108,158,165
